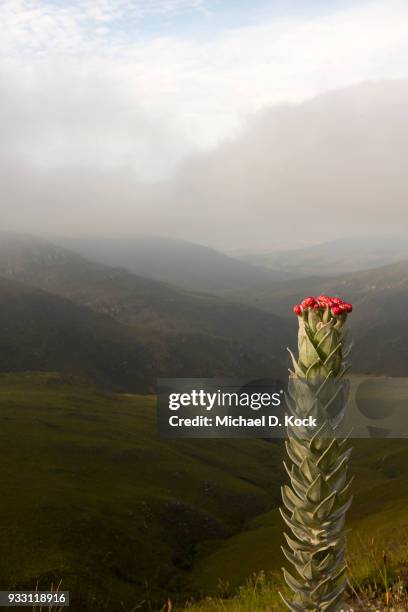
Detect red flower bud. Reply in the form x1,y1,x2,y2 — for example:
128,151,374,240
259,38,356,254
293,305,302,315
332,305,342,316
318,295,337,308
301,297,316,308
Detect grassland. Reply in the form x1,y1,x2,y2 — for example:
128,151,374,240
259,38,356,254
0,372,285,611
1,373,408,611
180,438,408,610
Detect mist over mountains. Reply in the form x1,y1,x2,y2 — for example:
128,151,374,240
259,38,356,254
1,231,408,383
238,235,408,278
0,233,289,388
59,234,281,293
2,80,408,249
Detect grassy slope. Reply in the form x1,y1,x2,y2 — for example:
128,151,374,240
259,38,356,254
1,373,408,611
0,373,286,611
183,438,408,610
0,276,162,391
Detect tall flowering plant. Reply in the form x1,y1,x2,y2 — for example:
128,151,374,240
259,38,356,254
280,295,353,611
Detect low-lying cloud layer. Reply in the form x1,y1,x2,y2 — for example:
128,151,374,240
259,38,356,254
2,79,408,249
1,1,408,248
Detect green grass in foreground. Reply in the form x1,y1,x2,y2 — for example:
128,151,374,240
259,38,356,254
180,438,408,610
1,373,408,611
0,372,284,611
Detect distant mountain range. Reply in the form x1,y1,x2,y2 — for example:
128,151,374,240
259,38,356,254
237,236,408,278
0,234,289,388
58,235,281,293
3,232,408,383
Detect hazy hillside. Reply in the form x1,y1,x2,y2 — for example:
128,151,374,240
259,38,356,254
231,259,408,376
236,235,408,278
230,258,408,318
0,276,160,390
58,235,280,293
0,234,290,383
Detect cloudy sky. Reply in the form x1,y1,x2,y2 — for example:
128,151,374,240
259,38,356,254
1,0,408,248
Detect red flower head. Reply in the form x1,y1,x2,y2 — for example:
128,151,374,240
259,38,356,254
293,295,353,318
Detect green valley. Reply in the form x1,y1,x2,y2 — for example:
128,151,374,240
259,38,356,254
0,372,284,611
1,373,408,610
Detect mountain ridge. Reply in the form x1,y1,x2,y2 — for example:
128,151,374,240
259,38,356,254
57,234,282,293
0,234,290,386
235,235,408,278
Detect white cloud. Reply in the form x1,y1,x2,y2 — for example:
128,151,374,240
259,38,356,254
0,0,408,178
2,79,408,249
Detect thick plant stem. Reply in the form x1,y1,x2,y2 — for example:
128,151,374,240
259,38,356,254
280,296,353,612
